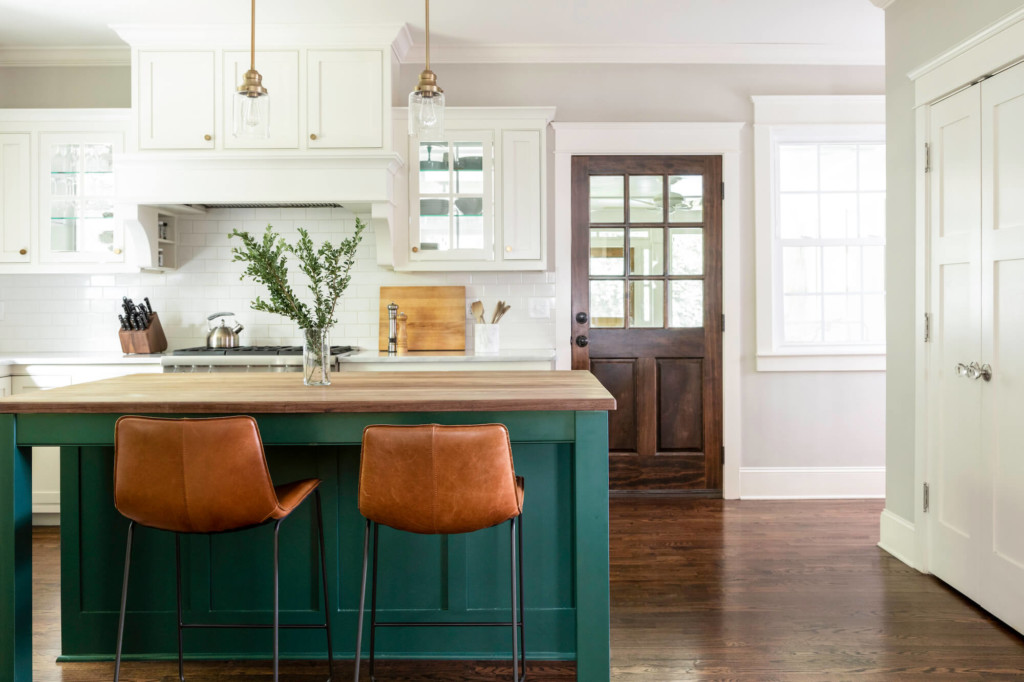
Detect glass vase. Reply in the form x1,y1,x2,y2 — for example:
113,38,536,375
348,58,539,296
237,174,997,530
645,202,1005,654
302,327,331,386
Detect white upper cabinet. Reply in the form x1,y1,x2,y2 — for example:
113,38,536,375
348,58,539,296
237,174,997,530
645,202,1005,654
393,108,554,271
138,51,216,150
223,50,300,150
0,134,31,263
307,50,383,149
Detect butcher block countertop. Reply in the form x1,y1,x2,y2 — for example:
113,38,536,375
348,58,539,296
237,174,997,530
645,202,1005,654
0,370,616,414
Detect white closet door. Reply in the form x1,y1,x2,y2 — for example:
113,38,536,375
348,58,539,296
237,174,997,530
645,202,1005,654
980,62,1024,633
927,85,984,603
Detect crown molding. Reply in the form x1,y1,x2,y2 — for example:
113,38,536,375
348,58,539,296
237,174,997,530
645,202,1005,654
869,0,897,9
110,23,406,50
404,42,884,66
0,46,129,67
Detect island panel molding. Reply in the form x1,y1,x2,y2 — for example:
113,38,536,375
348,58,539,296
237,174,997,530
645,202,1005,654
0,371,616,414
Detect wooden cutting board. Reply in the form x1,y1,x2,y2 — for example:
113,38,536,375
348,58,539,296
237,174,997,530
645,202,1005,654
378,286,466,351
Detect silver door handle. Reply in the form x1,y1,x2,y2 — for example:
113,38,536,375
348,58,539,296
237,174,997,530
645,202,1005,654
955,362,971,378
969,361,992,382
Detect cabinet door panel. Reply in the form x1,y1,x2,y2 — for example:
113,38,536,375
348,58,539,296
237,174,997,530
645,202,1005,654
501,130,543,261
307,50,382,149
139,51,216,150
0,134,31,263
223,50,299,149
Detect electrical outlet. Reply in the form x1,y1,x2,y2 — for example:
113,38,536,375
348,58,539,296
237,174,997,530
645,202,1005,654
528,297,552,319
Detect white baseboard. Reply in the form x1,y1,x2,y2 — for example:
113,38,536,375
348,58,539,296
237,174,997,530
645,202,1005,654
878,508,919,570
33,491,60,525
739,466,885,499
33,513,60,527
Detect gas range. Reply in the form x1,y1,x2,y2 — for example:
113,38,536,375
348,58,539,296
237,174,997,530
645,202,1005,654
161,345,357,373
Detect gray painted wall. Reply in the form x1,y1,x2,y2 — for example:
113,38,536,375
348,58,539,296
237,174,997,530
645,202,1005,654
0,66,130,108
884,0,1024,521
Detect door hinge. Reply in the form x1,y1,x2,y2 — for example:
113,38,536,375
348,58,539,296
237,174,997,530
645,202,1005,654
924,142,931,173
923,482,930,513
721,181,725,200
924,312,931,343
721,445,725,464
721,313,725,332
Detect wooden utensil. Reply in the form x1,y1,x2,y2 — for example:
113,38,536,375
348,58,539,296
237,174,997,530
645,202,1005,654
493,303,511,324
471,300,486,324
491,300,504,324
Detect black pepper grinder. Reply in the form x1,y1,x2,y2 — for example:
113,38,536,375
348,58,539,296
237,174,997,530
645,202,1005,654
387,302,399,355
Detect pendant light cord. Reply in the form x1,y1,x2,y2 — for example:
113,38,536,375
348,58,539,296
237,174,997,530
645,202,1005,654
250,0,256,71
425,0,430,71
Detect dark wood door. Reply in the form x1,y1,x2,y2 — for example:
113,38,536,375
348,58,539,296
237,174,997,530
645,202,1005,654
571,155,723,493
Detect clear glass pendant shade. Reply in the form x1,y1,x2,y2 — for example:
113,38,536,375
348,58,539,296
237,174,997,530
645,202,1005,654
408,90,445,141
235,93,270,140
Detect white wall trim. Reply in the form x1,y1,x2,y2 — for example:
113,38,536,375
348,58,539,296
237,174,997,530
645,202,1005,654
740,466,886,499
910,6,1024,106
0,46,129,67
879,509,920,570
551,121,743,499
869,0,898,10
404,42,883,66
757,352,886,372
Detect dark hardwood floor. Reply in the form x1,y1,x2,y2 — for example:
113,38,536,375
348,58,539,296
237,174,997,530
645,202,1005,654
33,499,1024,680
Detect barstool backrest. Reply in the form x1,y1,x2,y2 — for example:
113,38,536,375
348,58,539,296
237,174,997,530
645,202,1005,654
359,424,521,534
114,415,280,533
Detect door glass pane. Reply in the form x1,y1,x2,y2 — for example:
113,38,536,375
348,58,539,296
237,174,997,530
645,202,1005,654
418,215,449,251
590,176,624,223
669,280,703,328
629,175,663,222
668,175,703,223
455,215,483,249
454,142,484,194
590,280,625,328
629,280,664,328
779,194,818,238
629,227,663,275
590,228,625,276
83,144,113,173
49,142,116,257
419,142,450,193
51,144,79,173
669,228,703,275
51,220,76,251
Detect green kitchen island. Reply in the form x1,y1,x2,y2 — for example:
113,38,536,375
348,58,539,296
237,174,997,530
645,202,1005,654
0,370,614,681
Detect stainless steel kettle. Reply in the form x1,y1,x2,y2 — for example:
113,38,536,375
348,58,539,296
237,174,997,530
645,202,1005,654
206,312,244,348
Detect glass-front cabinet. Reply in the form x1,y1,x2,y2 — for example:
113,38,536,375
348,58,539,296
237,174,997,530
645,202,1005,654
410,131,494,261
39,132,125,264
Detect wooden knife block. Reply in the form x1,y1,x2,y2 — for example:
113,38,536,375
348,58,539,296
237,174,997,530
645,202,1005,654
118,313,168,354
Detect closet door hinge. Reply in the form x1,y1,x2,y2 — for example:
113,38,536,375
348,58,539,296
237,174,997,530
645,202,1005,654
924,312,932,343
721,181,725,201
924,142,931,173
923,482,930,513
721,314,725,332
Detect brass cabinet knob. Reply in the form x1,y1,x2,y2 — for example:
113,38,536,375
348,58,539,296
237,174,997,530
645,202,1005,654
204,134,212,141
411,246,419,253
113,248,122,255
310,133,318,141
506,245,513,252
19,248,27,255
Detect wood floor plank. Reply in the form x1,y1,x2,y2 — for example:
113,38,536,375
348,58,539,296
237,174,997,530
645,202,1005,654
32,499,1024,680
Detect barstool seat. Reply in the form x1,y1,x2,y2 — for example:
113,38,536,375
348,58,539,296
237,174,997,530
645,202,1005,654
112,415,335,682
354,423,526,681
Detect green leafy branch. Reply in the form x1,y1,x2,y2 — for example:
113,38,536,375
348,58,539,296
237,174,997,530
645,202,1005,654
229,217,366,331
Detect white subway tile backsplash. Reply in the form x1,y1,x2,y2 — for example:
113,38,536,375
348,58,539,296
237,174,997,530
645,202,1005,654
0,210,556,354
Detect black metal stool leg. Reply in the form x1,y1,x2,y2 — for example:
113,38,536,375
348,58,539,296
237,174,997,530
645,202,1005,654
518,513,526,681
113,521,135,682
273,518,284,682
369,522,380,682
175,533,185,682
355,519,370,681
510,517,519,682
314,490,335,681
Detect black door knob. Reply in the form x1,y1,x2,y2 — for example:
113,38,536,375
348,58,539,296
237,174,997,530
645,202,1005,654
575,335,589,347
575,312,589,324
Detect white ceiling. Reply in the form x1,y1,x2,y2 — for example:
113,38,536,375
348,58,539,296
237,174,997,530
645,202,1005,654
0,0,884,65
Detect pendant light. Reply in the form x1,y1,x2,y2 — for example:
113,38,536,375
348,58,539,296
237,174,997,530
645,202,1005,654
234,0,269,139
408,0,445,140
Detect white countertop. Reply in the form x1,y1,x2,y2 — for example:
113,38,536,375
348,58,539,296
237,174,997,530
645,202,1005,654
342,349,556,363
0,352,164,366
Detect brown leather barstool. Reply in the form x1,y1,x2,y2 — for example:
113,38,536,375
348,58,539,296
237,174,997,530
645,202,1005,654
112,415,334,682
353,424,525,682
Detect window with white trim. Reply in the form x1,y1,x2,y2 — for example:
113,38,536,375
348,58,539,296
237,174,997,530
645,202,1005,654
753,96,886,371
